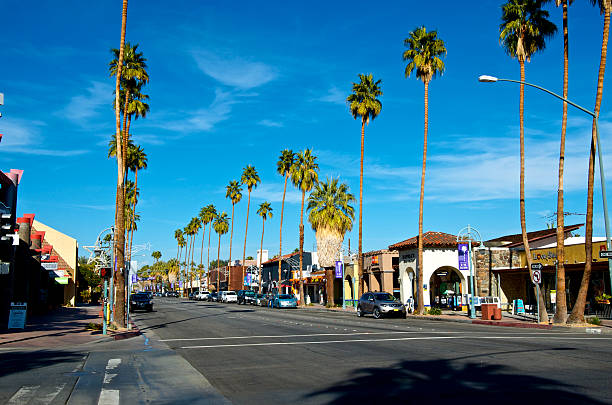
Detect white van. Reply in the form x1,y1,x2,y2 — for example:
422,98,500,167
223,291,237,303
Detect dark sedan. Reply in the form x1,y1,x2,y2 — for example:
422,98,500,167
130,292,153,312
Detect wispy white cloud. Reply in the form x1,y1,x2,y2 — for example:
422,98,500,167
0,119,88,156
57,81,113,126
258,119,284,128
315,86,346,105
72,203,115,211
192,50,277,89
154,88,240,132
251,183,302,204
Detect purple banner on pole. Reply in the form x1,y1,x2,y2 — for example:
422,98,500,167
458,243,469,271
335,261,343,279
131,274,137,283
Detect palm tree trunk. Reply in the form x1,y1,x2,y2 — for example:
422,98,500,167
207,222,212,288
217,235,221,292
242,190,252,289
358,118,366,299
127,167,138,270
298,190,305,307
568,4,609,323
112,0,128,328
183,234,190,297
554,0,569,324
278,173,289,286
200,222,206,268
416,81,429,315
519,59,548,323
229,203,235,268
259,219,265,293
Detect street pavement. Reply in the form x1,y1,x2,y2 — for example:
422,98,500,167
129,298,612,404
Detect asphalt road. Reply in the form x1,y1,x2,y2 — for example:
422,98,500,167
133,298,612,405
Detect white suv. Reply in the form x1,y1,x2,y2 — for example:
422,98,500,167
223,291,237,303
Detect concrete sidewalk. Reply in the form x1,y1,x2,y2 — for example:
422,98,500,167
0,305,108,349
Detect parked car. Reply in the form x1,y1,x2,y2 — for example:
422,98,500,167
208,292,218,302
130,292,153,312
196,290,210,301
253,293,265,306
237,290,256,305
188,292,197,300
272,294,298,309
222,291,237,303
357,292,406,319
260,293,275,307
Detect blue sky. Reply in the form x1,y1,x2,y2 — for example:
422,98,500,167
1,0,611,268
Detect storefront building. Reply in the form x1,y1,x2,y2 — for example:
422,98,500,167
362,249,399,298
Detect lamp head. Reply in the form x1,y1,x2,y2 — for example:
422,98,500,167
478,75,498,83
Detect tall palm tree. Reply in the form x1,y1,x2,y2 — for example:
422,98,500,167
257,202,273,293
126,145,147,267
276,150,296,286
198,205,213,268
500,0,556,322
174,229,184,264
291,149,319,306
190,217,202,277
241,165,261,287
214,212,230,292
568,0,610,323
403,26,447,315
307,178,355,306
347,74,383,300
552,0,574,324
152,251,161,262
202,205,218,286
110,0,129,328
226,180,243,271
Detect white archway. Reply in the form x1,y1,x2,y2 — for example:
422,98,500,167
429,266,465,309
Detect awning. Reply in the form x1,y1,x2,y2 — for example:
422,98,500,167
55,277,69,285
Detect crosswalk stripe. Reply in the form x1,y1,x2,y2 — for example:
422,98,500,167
32,383,66,405
98,389,119,405
7,385,40,404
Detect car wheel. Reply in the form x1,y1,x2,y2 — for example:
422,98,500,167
357,306,363,317
373,307,382,319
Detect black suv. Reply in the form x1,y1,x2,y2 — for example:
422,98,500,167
357,292,406,319
237,290,256,305
130,292,153,312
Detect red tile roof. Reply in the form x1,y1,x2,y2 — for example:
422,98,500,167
486,224,583,246
389,231,478,250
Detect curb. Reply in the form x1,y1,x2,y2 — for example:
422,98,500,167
111,321,141,341
472,320,552,329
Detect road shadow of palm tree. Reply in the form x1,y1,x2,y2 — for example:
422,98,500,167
0,349,84,378
305,355,605,404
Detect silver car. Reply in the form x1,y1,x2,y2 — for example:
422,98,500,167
357,292,406,319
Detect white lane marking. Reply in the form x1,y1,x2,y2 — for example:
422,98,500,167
179,335,612,349
33,383,66,405
8,386,40,404
103,358,121,385
98,389,120,405
161,330,584,342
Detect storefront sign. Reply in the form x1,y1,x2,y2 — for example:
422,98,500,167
8,302,27,329
550,290,557,304
244,273,252,285
458,243,469,271
0,262,9,275
335,261,343,279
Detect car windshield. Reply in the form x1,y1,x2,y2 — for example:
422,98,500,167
132,293,149,300
279,294,294,299
226,292,236,296
245,291,255,296
374,293,397,301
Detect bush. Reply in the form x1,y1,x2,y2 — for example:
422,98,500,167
587,316,601,326
427,307,442,316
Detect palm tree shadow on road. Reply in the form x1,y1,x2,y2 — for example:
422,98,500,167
305,355,604,404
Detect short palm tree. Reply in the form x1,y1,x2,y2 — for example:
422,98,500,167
276,149,296,285
214,212,230,292
203,205,218,282
152,251,162,262
500,0,556,322
291,149,319,305
347,73,382,300
568,0,610,323
226,180,243,270
257,202,273,292
403,26,447,315
174,229,184,265
307,178,355,305
241,165,261,286
199,204,216,269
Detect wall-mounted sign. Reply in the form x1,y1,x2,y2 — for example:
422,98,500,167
41,262,58,271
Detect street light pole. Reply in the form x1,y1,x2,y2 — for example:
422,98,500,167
457,225,483,319
479,75,612,295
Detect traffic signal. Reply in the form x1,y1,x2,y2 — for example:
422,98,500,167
100,267,112,279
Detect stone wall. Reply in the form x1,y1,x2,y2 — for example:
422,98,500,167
474,247,520,296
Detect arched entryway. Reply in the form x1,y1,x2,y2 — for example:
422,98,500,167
429,266,464,310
